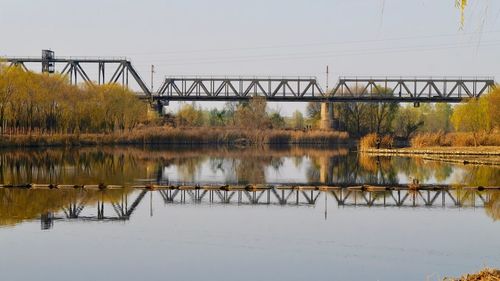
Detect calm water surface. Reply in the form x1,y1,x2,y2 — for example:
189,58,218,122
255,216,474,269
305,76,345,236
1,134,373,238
0,146,499,281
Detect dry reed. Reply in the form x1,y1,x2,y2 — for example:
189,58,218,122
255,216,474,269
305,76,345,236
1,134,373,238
359,133,394,150
0,127,349,147
410,132,500,148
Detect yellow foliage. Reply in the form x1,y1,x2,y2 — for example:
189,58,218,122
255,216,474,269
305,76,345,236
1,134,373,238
235,96,270,129
0,189,131,227
450,88,500,145
455,0,468,28
485,87,500,129
176,104,205,127
359,133,394,150
0,63,151,134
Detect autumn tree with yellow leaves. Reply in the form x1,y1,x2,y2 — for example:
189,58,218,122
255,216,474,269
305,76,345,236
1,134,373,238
451,88,500,145
0,63,150,135
456,0,468,28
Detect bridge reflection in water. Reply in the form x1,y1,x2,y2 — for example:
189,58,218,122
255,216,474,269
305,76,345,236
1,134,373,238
38,188,499,230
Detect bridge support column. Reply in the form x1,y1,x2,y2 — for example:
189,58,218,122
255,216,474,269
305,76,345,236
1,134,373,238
319,156,333,184
320,102,334,130
154,100,168,115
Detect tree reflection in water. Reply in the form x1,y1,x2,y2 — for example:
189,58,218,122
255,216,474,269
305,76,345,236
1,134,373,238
355,154,499,186
486,193,500,221
0,144,498,227
0,189,130,227
0,146,499,186
2,188,500,228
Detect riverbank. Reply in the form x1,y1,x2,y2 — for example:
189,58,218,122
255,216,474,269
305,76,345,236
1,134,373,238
0,127,349,148
444,268,500,281
361,146,500,156
361,146,500,166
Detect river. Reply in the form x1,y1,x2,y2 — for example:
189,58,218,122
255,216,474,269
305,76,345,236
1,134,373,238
0,146,499,281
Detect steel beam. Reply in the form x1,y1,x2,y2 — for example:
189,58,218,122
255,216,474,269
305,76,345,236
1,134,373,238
1,56,152,97
2,55,495,103
154,76,495,103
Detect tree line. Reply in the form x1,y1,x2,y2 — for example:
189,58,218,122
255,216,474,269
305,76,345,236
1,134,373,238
313,87,498,139
0,64,150,135
172,85,500,142
1,63,498,142
174,97,307,130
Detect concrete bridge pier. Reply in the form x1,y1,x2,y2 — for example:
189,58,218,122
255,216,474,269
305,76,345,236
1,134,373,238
319,156,333,184
320,102,334,130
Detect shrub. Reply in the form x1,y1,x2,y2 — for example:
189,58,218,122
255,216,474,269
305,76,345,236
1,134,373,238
410,132,500,147
359,133,394,150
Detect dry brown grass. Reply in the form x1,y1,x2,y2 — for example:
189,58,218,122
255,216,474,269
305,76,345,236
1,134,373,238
288,130,349,146
0,127,349,147
444,268,500,281
411,132,500,148
359,133,394,150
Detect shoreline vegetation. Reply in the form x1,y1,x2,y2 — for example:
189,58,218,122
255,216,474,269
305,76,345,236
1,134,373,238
1,63,499,154
359,133,500,165
0,127,349,147
361,146,500,156
361,147,500,166
444,268,500,281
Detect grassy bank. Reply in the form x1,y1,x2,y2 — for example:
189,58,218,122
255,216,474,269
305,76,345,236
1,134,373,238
410,132,500,147
361,147,500,166
444,268,500,281
359,132,500,156
0,127,349,148
358,133,500,166
361,146,500,156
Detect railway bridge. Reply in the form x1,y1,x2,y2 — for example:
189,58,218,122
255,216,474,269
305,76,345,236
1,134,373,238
1,50,496,129
33,186,496,230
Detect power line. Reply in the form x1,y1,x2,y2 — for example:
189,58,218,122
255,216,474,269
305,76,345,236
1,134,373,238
132,40,500,67
118,30,500,57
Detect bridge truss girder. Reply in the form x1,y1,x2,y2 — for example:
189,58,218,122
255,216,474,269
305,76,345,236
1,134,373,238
35,188,493,230
154,77,495,103
334,77,495,101
3,57,152,97
157,77,323,100
2,54,496,103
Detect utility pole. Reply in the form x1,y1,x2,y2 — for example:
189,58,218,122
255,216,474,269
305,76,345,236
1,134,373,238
151,65,155,93
326,65,329,91
320,65,333,131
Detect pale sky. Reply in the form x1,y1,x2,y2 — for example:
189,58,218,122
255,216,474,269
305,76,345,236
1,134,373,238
1,0,499,115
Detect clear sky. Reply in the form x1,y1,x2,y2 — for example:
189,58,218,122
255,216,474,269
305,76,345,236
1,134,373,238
1,0,499,115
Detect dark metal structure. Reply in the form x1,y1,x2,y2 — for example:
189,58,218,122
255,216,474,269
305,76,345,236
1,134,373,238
2,51,496,104
155,76,495,103
2,53,151,96
37,187,496,229
159,187,491,208
41,50,55,73
156,76,323,101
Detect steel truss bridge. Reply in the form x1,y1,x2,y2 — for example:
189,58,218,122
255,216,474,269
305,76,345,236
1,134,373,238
3,56,152,96
37,187,496,229
156,76,495,103
1,55,496,104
